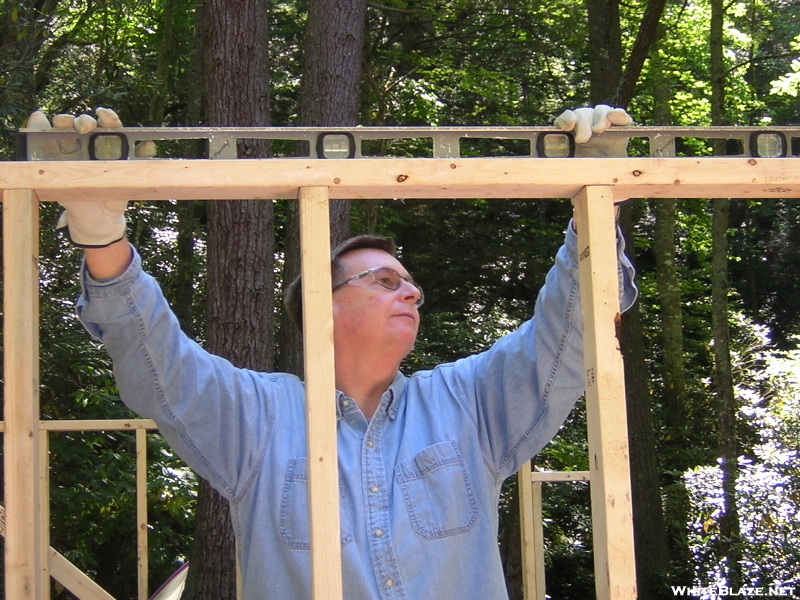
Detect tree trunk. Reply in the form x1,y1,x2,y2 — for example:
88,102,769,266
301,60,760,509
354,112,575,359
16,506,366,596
181,0,272,597
148,0,178,126
586,0,622,105
651,36,686,431
654,210,686,426
298,0,366,239
711,198,743,589
277,0,367,376
710,0,742,588
619,205,672,598
613,0,669,108
710,0,727,129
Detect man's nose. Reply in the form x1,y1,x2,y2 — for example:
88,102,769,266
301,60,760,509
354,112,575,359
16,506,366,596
399,280,422,306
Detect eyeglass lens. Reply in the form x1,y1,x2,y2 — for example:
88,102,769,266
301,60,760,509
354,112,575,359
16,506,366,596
373,267,424,307
373,267,402,289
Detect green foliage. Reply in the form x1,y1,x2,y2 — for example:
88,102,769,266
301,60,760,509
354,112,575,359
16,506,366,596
362,0,592,126
685,323,800,587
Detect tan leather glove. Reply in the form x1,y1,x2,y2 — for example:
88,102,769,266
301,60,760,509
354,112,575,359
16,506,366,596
554,104,633,157
28,108,129,247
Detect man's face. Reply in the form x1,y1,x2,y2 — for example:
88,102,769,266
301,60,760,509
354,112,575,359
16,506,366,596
332,248,422,359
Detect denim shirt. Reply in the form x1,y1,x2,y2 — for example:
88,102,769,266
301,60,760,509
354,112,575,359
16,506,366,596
76,224,636,600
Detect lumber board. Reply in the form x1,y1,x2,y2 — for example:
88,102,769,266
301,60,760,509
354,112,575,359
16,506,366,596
48,549,117,600
0,506,116,600
298,187,344,600
1,157,800,202
573,186,637,600
3,189,42,600
137,429,148,600
40,431,50,593
529,470,591,482
518,463,546,600
37,419,158,432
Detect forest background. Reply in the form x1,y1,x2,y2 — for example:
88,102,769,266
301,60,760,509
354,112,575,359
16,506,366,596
1,0,800,598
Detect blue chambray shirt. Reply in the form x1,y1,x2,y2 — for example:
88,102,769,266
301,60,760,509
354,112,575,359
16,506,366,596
76,224,636,600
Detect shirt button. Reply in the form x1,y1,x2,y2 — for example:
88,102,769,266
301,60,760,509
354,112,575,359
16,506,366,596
366,440,374,448
385,579,394,588
374,529,384,538
342,399,350,407
370,485,379,493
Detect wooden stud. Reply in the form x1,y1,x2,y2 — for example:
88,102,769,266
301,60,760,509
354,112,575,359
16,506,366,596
298,186,344,600
3,188,42,600
518,462,546,600
39,430,50,594
137,428,148,600
518,462,535,598
529,482,545,600
572,186,637,600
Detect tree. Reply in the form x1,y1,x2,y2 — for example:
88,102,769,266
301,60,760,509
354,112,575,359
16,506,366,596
649,30,694,584
179,0,273,597
0,0,66,157
586,0,622,104
277,0,368,376
613,0,670,107
709,0,743,588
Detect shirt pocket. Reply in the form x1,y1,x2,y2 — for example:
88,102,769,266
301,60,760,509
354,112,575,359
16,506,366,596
395,440,478,540
280,457,354,550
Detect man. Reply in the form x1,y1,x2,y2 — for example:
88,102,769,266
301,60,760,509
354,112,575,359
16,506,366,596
43,106,637,599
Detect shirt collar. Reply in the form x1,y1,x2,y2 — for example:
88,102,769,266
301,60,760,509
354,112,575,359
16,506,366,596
385,371,406,420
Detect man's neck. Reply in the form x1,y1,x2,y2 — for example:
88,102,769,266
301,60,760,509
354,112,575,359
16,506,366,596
336,359,399,420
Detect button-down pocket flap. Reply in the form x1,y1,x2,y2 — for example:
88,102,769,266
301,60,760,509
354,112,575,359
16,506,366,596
397,440,461,481
396,441,478,540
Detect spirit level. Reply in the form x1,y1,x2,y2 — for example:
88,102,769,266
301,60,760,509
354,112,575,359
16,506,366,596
19,125,800,161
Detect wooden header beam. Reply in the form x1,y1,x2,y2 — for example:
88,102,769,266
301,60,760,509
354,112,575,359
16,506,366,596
1,157,800,202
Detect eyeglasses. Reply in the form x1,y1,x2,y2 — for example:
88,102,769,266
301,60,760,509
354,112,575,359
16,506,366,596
332,266,424,307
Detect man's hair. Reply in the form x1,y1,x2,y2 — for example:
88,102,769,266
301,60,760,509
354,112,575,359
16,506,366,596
284,234,397,332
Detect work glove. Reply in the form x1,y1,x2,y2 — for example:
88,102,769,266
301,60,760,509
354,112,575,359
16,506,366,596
553,105,634,229
554,104,633,157
26,108,154,248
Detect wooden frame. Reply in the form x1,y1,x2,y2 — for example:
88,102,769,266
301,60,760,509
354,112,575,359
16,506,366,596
518,467,591,598
0,418,158,599
3,155,800,600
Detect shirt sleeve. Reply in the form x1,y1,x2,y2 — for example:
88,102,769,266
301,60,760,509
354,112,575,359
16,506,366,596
443,222,637,481
76,246,287,501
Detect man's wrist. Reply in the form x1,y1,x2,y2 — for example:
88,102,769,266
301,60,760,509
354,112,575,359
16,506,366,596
84,238,133,280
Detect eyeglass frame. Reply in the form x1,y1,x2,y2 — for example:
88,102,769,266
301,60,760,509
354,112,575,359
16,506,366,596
332,266,424,307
